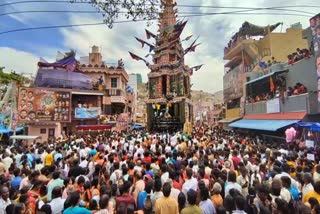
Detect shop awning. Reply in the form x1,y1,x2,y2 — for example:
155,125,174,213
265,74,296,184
72,91,104,96
76,125,112,131
246,69,288,85
229,119,299,131
218,117,241,123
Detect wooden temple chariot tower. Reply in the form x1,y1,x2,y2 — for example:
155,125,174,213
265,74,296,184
145,0,194,132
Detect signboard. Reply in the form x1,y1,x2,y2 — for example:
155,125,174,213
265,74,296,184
116,113,129,132
266,98,280,113
310,14,320,109
75,107,101,119
306,140,315,148
18,87,71,122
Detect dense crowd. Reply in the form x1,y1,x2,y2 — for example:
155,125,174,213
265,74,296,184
287,48,311,65
0,127,320,214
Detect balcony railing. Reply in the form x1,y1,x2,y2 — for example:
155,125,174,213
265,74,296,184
245,101,267,115
106,89,125,97
245,93,316,115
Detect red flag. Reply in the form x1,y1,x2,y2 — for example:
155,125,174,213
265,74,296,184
129,52,141,61
182,35,193,41
145,29,156,39
189,43,201,52
135,37,145,48
192,64,203,71
270,77,275,92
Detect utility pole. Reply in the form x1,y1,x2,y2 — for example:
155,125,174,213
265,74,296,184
10,81,18,144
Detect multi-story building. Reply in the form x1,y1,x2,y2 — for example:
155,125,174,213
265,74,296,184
128,74,138,121
23,47,130,140
221,22,308,128
79,46,129,115
227,25,320,141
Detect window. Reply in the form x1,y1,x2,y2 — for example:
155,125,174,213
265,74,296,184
48,128,55,139
40,128,46,134
111,78,117,88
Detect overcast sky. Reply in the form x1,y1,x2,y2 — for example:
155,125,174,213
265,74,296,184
0,0,318,93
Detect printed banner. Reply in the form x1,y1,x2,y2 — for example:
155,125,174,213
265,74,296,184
75,107,101,119
266,98,280,113
116,113,129,132
18,87,71,122
310,14,320,108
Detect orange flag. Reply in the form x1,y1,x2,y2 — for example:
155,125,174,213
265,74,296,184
270,77,275,92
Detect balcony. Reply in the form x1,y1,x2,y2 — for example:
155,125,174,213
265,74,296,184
245,101,267,114
106,89,126,104
245,93,317,115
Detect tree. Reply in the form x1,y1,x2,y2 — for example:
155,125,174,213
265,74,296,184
71,0,159,28
0,67,28,85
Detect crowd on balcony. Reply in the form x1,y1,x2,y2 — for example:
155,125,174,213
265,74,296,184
286,83,308,97
259,57,279,69
247,82,308,104
288,48,311,65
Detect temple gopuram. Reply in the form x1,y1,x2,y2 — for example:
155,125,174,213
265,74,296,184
129,0,202,132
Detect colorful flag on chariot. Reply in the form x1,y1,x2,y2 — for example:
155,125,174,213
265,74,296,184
189,43,201,52
174,20,187,32
145,29,157,39
129,52,150,67
182,35,193,41
135,37,155,52
129,52,143,61
192,64,204,72
135,37,145,48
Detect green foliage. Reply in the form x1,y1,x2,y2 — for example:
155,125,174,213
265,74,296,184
71,0,159,28
0,67,28,85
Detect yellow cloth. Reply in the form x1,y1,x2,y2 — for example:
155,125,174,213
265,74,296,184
44,153,54,166
181,205,203,214
211,194,223,207
303,191,320,203
154,196,179,214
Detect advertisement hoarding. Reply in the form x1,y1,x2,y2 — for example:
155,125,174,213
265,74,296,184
310,14,320,107
18,87,71,122
75,107,101,119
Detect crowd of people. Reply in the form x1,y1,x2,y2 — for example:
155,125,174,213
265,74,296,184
247,81,307,104
286,83,308,97
0,126,319,214
287,48,311,65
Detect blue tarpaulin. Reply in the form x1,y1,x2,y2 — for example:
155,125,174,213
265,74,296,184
229,119,299,131
295,122,320,132
0,125,24,134
295,122,314,128
311,123,320,132
132,124,144,130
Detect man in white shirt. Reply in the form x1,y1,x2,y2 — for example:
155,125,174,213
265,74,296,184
302,173,314,198
48,186,65,214
2,153,12,173
182,168,198,199
225,170,242,196
79,157,88,168
110,162,122,185
274,163,298,189
0,186,11,214
168,179,180,200
160,165,169,186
